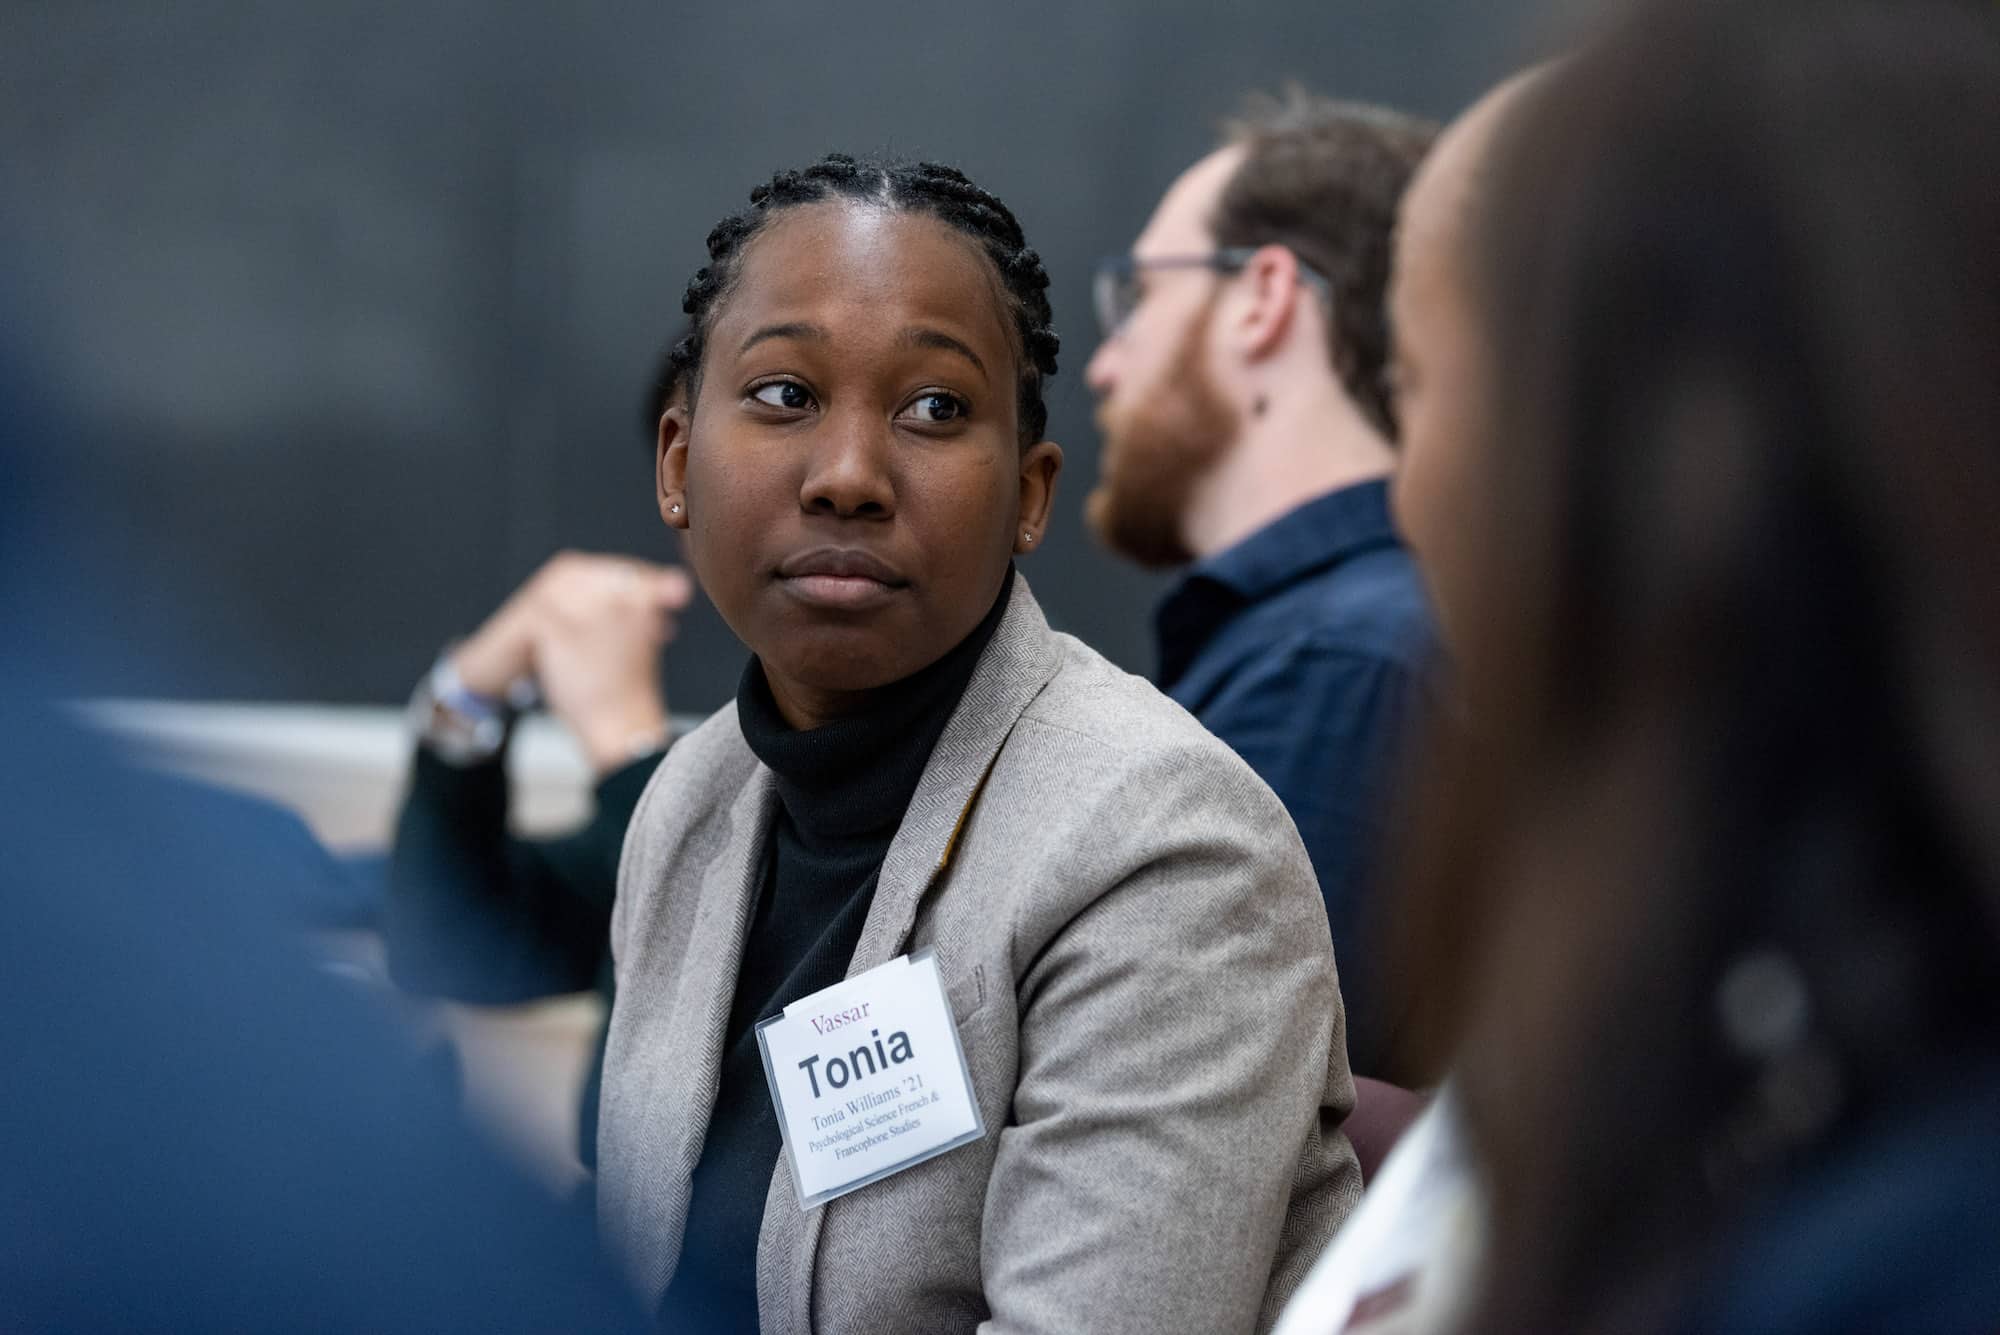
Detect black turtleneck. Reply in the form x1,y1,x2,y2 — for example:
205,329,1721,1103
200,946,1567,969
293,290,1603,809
657,568,1014,1334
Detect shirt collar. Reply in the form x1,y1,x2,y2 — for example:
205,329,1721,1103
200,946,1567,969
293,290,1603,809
1154,478,1401,687
1194,478,1399,599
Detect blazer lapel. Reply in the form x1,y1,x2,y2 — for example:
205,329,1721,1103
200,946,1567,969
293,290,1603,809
854,574,1063,972
623,764,776,1307
760,573,1063,1333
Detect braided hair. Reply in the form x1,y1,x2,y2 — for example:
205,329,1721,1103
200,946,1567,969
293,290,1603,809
669,153,1061,445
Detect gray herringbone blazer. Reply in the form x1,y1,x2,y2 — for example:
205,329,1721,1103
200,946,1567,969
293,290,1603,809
599,575,1360,1334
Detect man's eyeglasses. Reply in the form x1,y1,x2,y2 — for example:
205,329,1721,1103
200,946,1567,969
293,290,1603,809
1092,247,1333,339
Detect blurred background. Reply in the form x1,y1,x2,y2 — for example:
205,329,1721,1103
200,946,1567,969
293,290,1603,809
3,0,1560,714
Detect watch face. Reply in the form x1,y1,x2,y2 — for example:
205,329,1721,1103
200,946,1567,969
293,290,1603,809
470,712,506,751
421,695,508,766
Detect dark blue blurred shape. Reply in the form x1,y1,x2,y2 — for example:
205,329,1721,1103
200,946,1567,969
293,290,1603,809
0,312,639,1332
1682,1061,2000,1335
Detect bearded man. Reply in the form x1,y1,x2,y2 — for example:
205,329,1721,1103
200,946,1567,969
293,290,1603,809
1084,90,1440,1076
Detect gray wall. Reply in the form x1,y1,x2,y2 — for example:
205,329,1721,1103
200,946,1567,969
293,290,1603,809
4,0,1554,712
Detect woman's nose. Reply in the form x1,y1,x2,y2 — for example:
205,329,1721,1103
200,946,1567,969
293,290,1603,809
799,410,895,519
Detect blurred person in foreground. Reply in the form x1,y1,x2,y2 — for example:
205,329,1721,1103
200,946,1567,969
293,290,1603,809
0,316,641,1330
1272,66,1551,1335
385,354,694,1175
1387,1,2000,1330
1084,90,1441,1077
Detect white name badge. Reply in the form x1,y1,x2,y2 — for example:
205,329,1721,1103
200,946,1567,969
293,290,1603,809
755,949,985,1210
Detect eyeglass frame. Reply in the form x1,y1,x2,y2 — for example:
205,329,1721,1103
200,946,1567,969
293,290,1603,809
1091,246,1334,340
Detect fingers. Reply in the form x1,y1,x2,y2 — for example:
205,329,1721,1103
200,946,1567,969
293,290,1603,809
522,552,696,661
598,558,695,618
651,565,696,610
529,553,696,617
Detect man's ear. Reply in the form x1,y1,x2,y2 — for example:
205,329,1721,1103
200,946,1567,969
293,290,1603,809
1235,243,1305,362
1013,439,1064,554
657,402,691,530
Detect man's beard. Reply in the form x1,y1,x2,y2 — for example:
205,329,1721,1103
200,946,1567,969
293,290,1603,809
1085,301,1238,570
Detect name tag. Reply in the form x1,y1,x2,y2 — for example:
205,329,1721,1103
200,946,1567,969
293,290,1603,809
755,949,984,1210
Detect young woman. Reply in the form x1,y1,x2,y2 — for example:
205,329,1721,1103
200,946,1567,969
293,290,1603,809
596,155,1360,1334
1386,1,2000,1330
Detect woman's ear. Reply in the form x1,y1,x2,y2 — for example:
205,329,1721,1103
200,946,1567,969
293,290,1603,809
658,402,691,530
1013,439,1064,554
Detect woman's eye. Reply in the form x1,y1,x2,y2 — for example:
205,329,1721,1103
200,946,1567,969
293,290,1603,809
751,381,814,411
903,392,968,425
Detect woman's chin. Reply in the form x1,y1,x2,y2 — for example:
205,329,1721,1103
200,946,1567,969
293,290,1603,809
760,635,921,699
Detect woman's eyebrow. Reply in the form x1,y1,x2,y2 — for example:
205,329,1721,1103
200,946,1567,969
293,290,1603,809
739,321,829,354
902,327,987,382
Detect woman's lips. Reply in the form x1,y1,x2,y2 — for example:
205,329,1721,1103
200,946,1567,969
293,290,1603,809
774,546,909,611
780,573,903,610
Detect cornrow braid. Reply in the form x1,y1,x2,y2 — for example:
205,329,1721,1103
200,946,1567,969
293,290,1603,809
668,152,1060,445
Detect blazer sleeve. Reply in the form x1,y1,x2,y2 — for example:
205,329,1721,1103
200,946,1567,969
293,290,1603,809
976,748,1352,1335
384,745,654,1003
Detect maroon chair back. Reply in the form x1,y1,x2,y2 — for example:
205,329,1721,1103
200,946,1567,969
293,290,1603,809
1348,1076,1428,1186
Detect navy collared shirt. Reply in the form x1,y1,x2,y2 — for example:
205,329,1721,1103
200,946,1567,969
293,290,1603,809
1155,479,1438,1076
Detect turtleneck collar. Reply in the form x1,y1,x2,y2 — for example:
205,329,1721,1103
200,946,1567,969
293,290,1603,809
736,566,1014,846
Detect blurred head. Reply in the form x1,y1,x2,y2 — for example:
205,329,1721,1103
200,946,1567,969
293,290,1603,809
1388,72,1545,649
1388,1,2000,1327
1084,92,1435,567
656,155,1063,726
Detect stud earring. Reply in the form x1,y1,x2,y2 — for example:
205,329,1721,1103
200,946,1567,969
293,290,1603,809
670,503,682,514
1023,531,1034,544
